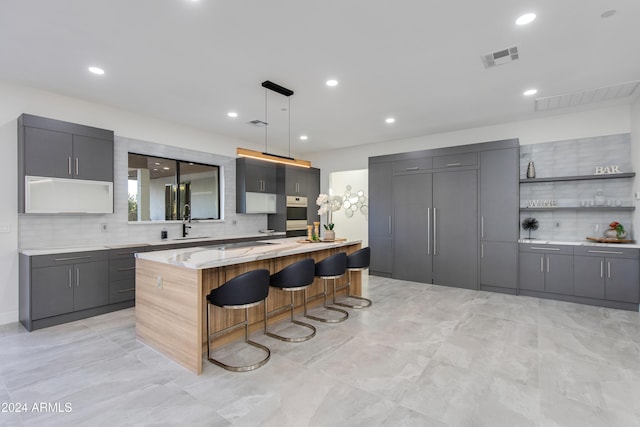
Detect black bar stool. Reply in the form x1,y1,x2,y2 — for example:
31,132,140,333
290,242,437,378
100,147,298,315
305,252,349,323
334,247,373,309
264,258,317,342
206,269,271,372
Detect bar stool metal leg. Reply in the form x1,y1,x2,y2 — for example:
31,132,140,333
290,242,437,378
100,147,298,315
333,268,373,309
264,288,316,342
304,276,349,323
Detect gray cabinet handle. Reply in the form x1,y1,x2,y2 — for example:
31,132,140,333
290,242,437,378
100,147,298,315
481,216,484,239
118,267,136,272
388,216,392,235
405,167,419,171
68,268,72,288
546,256,550,273
607,261,611,278
427,208,431,255
446,163,462,167
481,243,484,259
600,260,604,278
588,250,623,255
76,267,80,287
75,157,79,176
433,208,437,256
54,255,92,262
68,157,72,176
540,256,544,272
530,247,560,251
118,288,135,293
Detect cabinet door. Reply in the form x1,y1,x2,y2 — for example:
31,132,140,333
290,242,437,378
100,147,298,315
481,241,517,289
286,167,307,196
392,173,432,283
369,161,393,237
544,254,574,295
24,127,73,179
306,168,320,224
245,163,276,193
73,261,109,311
72,135,113,182
519,251,545,291
605,257,640,303
480,149,518,242
369,235,393,276
433,169,478,289
573,256,605,299
31,265,74,319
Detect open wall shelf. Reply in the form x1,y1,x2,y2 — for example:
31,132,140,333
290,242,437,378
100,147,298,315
520,172,635,184
520,206,635,212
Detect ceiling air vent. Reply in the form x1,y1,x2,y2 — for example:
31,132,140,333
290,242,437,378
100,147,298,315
481,46,519,69
535,80,640,112
246,120,268,127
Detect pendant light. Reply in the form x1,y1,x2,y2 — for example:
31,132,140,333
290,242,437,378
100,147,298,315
237,80,311,168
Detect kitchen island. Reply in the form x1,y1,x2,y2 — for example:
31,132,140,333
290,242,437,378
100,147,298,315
135,237,363,374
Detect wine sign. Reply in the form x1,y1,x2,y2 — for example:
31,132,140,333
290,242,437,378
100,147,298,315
594,165,621,175
528,200,557,207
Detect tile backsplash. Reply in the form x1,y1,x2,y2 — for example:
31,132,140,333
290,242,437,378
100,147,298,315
18,136,268,249
519,133,633,241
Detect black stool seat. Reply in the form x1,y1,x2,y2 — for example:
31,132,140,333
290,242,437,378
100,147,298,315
305,252,349,323
264,259,317,342
334,247,372,309
206,269,271,372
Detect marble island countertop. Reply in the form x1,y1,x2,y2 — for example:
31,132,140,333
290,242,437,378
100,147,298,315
518,239,640,249
19,232,286,256
135,237,361,270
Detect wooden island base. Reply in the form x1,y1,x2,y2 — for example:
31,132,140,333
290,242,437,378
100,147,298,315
135,243,362,374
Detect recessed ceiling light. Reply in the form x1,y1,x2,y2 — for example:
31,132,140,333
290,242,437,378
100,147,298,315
300,135,308,141
601,9,616,18
227,111,238,118
88,66,105,75
523,88,538,96
516,13,536,26
385,117,396,124
326,79,338,87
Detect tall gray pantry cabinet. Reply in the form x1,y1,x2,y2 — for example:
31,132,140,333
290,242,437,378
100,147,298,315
368,139,519,292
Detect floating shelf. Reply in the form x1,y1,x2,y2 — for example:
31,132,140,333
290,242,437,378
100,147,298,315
520,206,635,212
520,172,635,183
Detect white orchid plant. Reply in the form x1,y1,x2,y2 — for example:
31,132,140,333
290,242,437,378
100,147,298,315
316,193,342,230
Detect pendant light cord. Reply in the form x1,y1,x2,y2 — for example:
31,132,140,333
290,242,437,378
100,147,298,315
288,97,291,158
264,87,268,153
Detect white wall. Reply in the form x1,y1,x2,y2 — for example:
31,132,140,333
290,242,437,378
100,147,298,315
0,81,268,325
328,170,368,246
306,105,632,192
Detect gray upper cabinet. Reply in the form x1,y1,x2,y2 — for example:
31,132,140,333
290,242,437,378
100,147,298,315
286,167,308,196
237,158,277,193
19,114,114,182
433,152,478,169
369,160,393,276
480,148,519,242
306,168,320,224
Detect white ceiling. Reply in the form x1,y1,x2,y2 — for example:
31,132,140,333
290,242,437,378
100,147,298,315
1,0,639,156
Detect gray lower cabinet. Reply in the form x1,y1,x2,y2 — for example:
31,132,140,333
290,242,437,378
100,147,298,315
481,242,518,289
519,245,574,295
574,247,640,303
20,250,111,331
369,160,393,276
108,246,147,304
432,169,478,289
392,173,432,283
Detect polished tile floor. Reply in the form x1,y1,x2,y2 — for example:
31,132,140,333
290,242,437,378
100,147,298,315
2,275,640,426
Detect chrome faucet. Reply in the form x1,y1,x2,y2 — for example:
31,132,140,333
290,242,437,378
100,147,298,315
182,204,191,237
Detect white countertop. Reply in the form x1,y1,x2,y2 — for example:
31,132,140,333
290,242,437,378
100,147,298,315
135,237,362,269
518,239,640,249
19,232,286,256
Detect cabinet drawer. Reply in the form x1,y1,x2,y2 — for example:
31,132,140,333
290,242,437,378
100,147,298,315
393,157,432,174
109,279,135,304
573,246,639,259
433,152,478,169
519,244,573,255
109,246,148,260
31,250,108,268
109,258,136,281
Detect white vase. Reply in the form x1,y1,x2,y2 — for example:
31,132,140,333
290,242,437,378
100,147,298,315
324,230,335,241
604,229,627,239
